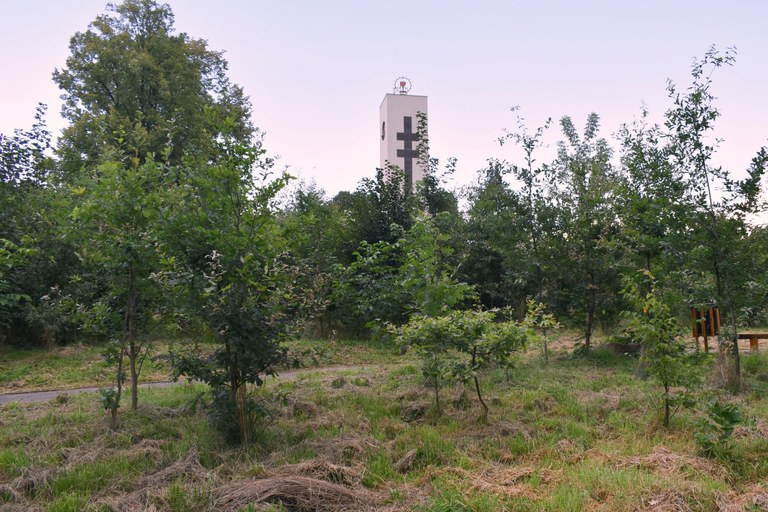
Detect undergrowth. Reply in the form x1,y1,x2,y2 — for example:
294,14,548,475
1,342,768,510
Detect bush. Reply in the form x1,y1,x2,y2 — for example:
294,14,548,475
695,395,744,459
207,388,286,445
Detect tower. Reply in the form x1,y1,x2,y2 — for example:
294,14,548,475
379,77,428,189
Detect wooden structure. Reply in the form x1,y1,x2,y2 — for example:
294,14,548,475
737,332,768,353
690,307,721,353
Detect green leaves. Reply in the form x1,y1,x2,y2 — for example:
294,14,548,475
0,239,34,327
623,270,707,426
54,0,254,176
695,395,744,458
394,309,533,419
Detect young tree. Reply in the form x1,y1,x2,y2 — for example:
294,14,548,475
552,113,623,352
399,215,474,318
462,162,530,310
499,109,554,302
664,46,767,391
624,270,704,427
161,125,294,444
70,155,168,412
396,309,530,423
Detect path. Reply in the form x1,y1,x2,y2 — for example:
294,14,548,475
0,365,370,405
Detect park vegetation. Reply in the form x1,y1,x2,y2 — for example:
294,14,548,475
2,0,768,510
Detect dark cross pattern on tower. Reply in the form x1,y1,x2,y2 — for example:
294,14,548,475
397,116,420,184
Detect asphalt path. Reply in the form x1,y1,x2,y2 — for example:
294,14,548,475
0,381,177,405
0,365,369,405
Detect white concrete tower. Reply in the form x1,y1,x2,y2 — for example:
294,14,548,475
379,77,428,189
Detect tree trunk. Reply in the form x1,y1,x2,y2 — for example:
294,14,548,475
729,309,741,393
226,342,249,444
704,169,741,392
474,374,488,424
111,349,124,427
125,266,139,410
471,350,488,423
584,288,595,353
432,353,441,416
129,345,138,410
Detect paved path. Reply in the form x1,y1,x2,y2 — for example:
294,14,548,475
0,365,371,405
0,381,177,405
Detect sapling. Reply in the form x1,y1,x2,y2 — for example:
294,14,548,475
623,270,707,427
523,300,560,365
396,309,530,423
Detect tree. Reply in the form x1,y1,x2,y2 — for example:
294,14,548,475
414,111,460,217
0,240,34,332
0,105,80,346
616,108,692,277
499,109,554,303
552,113,623,352
334,166,415,251
396,309,530,423
663,46,767,391
279,183,353,335
0,109,51,334
623,270,705,427
70,154,168,413
462,162,530,310
53,0,252,176
399,215,474,318
329,238,410,335
280,182,353,273
160,125,294,444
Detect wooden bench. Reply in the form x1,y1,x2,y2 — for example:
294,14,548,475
738,333,768,353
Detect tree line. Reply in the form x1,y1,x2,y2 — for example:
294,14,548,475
2,0,767,440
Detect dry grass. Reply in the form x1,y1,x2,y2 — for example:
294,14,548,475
639,488,691,511
271,460,362,487
716,483,768,511
615,445,727,480
214,475,382,511
92,449,210,511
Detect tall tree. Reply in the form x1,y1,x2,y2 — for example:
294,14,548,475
499,110,555,304
553,114,623,352
53,0,252,176
616,108,692,277
665,47,767,391
462,162,529,310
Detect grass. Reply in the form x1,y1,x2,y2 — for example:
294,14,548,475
1,339,768,510
0,341,171,393
0,336,400,394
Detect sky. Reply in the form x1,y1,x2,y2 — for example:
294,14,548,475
2,0,767,199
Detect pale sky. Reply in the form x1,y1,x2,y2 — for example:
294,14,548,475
2,0,767,198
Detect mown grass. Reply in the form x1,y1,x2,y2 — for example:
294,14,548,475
0,337,399,394
0,342,171,393
1,342,768,510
